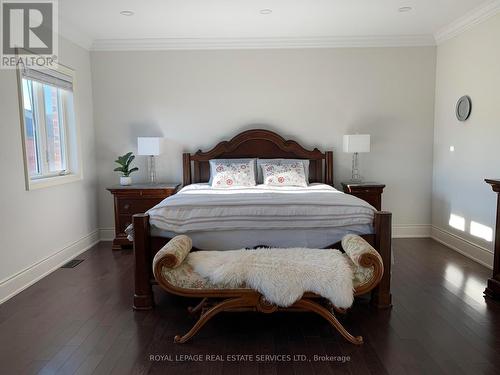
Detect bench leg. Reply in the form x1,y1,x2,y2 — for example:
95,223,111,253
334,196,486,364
187,298,208,315
174,297,248,343
293,299,364,345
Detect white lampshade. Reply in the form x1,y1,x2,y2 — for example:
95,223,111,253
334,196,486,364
137,137,162,156
343,134,370,153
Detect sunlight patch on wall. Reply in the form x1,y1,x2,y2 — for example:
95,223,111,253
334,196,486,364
470,221,493,242
449,214,465,231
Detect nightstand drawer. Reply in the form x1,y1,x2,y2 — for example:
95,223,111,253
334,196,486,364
351,192,381,209
117,198,163,214
341,182,385,211
351,188,374,194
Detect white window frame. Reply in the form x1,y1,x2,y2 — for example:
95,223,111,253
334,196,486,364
17,61,82,190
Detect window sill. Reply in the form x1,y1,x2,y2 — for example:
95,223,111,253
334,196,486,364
27,173,82,190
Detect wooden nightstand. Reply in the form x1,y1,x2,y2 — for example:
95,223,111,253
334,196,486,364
341,182,385,211
107,183,180,250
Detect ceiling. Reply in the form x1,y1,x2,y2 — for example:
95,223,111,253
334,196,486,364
57,0,497,49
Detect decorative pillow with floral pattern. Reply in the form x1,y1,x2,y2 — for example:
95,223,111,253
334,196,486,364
210,159,256,188
261,161,308,187
257,159,309,184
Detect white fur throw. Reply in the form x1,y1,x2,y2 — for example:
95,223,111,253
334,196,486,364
188,248,354,308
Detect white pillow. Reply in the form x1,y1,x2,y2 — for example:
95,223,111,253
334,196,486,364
209,159,257,188
257,159,309,184
261,161,308,187
209,158,257,182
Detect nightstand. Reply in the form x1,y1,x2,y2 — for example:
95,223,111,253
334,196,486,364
107,183,180,250
341,182,385,211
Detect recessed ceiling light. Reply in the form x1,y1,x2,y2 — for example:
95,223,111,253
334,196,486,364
120,10,135,16
260,9,272,15
398,6,412,12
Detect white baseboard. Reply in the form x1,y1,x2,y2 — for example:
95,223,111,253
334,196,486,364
392,224,431,238
99,227,115,241
0,230,100,304
431,226,494,269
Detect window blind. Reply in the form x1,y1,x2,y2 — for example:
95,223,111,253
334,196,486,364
21,66,73,91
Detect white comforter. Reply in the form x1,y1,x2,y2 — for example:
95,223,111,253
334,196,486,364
145,183,375,233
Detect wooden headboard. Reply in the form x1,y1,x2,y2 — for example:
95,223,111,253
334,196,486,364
183,129,333,186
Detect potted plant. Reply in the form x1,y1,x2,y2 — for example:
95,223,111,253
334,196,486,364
114,152,138,186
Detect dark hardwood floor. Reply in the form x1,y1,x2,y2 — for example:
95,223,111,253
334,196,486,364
1,238,499,375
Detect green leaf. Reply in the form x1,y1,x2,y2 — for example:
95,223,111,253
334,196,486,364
114,152,135,174
128,167,139,174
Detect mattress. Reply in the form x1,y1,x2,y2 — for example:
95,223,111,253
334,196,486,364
152,225,373,250
139,183,376,250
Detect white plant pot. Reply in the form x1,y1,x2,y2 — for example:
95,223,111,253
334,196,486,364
120,176,132,186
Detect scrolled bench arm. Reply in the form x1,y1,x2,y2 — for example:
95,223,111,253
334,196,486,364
152,235,192,275
342,234,384,295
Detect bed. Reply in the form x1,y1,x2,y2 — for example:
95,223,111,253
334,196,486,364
146,183,376,250
132,129,392,310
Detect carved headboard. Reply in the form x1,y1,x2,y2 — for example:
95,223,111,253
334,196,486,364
183,129,333,186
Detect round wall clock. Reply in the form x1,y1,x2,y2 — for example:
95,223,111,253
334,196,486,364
456,95,472,121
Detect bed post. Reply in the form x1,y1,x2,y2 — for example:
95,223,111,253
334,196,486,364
183,153,192,186
325,151,334,186
372,211,392,309
133,213,154,310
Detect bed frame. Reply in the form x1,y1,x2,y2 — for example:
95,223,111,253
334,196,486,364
132,129,392,310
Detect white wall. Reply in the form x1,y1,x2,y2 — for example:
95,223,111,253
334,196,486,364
91,47,436,234
432,13,500,268
0,11,497,302
0,37,98,302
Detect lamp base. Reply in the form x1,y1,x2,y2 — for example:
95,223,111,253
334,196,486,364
148,155,157,184
351,152,362,182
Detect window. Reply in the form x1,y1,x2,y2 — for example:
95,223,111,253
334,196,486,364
18,63,80,190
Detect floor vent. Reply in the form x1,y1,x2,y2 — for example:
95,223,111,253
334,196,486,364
61,259,84,268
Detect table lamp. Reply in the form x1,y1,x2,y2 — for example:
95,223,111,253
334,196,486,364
343,134,370,182
138,137,162,184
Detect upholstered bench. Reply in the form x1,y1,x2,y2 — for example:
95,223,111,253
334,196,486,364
152,234,384,344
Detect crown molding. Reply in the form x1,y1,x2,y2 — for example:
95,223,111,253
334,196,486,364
90,34,435,51
434,0,500,44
